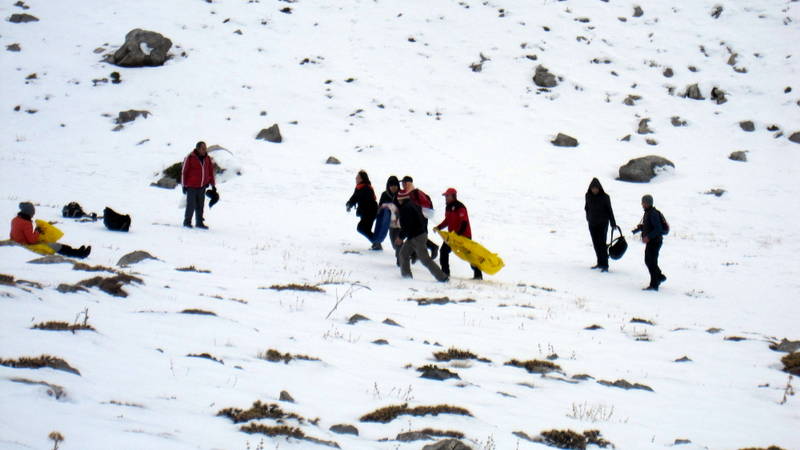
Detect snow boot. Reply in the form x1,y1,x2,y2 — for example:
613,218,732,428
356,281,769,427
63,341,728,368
57,245,89,259
370,242,383,251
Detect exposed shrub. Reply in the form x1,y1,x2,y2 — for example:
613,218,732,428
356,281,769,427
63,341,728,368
187,353,223,364
433,347,491,363
360,403,472,423
218,400,305,424
257,349,320,364
79,274,142,297
505,359,562,374
781,352,800,375
0,355,80,375
31,321,95,332
240,423,304,439
267,283,324,293
181,309,217,316
176,266,211,273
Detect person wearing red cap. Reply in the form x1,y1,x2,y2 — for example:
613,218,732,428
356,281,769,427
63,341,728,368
395,189,449,282
434,188,482,280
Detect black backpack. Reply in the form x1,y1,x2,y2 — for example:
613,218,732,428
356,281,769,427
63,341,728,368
62,202,87,218
103,207,131,232
607,226,628,260
656,208,670,235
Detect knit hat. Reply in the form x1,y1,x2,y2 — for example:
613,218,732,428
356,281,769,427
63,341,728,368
397,189,411,200
442,188,457,196
641,194,654,207
401,176,413,183
19,202,35,217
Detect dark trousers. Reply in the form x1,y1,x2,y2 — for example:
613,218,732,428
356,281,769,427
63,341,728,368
440,243,482,278
399,234,448,281
588,223,609,268
645,238,663,287
356,212,376,242
185,187,206,225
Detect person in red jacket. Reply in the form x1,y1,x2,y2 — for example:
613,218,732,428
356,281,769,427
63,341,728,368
10,202,90,258
433,188,482,280
181,141,216,229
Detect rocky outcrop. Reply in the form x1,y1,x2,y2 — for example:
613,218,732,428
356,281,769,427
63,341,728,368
619,155,675,182
257,124,282,143
110,29,172,67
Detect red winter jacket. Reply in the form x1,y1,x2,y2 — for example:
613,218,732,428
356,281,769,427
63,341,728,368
182,151,216,188
10,214,40,245
436,201,472,239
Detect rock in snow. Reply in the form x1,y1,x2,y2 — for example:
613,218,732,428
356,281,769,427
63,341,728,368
619,155,675,182
257,124,283,143
110,29,172,67
533,65,558,88
551,133,578,147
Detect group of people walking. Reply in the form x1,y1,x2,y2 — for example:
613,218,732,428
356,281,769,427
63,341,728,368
346,171,482,283
584,178,668,291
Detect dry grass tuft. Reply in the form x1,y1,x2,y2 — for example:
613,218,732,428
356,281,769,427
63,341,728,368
266,283,325,293
32,321,95,332
218,400,305,424
781,352,800,375
11,378,67,399
359,403,472,423
257,349,320,364
79,274,142,297
187,353,224,364
506,359,562,374
181,309,217,316
176,265,211,273
0,355,80,375
433,347,491,363
240,423,305,438
514,429,613,449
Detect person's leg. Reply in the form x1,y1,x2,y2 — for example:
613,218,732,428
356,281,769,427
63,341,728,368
426,239,439,259
398,238,414,278
439,243,451,275
589,224,607,268
357,213,376,242
644,239,662,288
472,265,483,280
195,187,207,226
413,235,448,281
184,189,196,226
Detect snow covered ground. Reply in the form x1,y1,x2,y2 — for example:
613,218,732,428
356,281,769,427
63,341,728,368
1,0,799,448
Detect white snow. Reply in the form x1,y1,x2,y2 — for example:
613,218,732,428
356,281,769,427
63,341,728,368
1,0,799,449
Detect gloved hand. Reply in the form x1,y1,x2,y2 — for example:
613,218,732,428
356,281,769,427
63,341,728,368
346,205,352,213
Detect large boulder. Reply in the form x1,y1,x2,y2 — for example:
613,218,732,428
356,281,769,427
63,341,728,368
619,155,675,182
111,29,172,67
533,65,558,88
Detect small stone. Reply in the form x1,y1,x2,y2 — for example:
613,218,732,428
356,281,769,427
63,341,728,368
675,439,692,445
705,188,726,197
663,67,674,78
674,356,693,363
329,424,359,436
711,87,727,104
8,13,39,23
572,374,595,380
372,339,389,345
347,314,369,325
646,138,658,146
598,378,654,392
57,283,89,294
116,110,150,124
729,151,747,162
325,156,341,165
382,318,401,327
683,83,704,100
6,43,21,52
551,133,578,147
620,134,631,142
418,365,460,381
584,324,603,330
397,431,432,442
633,5,643,17
739,121,755,132
533,65,558,88
256,124,282,143
623,94,641,106
279,390,295,403
637,118,654,134
671,116,687,127
706,327,723,334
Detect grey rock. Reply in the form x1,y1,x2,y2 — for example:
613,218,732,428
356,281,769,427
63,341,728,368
663,67,674,78
372,339,389,345
623,94,641,106
418,365,460,381
675,439,692,445
152,175,177,189
117,250,157,267
711,87,727,104
618,155,675,183
769,339,800,353
348,314,369,325
326,156,341,165
598,378,654,392
57,283,89,294
572,374,595,380
637,118,654,134
6,43,21,52
633,5,644,17
788,132,800,144
739,121,755,132
533,65,558,88
551,133,578,147
422,439,474,450
620,134,631,142
329,424,359,436
671,116,687,127
257,124,282,143
674,356,693,363
111,29,172,67
729,151,747,162
28,255,72,265
382,318,401,327
683,83,704,100
711,5,723,19
279,390,295,403
397,431,432,442
705,188,726,197
646,138,658,146
8,13,38,23
116,110,150,124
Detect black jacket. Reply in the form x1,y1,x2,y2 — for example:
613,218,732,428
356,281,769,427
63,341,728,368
398,200,427,239
584,178,616,227
379,191,396,206
346,184,377,217
641,206,665,240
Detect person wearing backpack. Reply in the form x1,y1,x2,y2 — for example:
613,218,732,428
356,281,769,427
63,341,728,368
584,178,617,272
400,176,439,259
395,190,449,282
633,194,668,291
346,170,379,249
433,188,482,280
182,141,216,229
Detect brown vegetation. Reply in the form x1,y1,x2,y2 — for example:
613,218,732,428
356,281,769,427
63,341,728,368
0,355,80,375
31,321,95,332
257,349,320,364
266,284,324,293
505,359,562,374
433,347,491,363
360,403,472,423
218,400,305,424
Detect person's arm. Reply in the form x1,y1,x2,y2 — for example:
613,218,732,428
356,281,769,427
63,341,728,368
456,208,469,235
346,188,359,209
181,155,190,186
208,157,216,187
22,222,41,245
607,196,617,228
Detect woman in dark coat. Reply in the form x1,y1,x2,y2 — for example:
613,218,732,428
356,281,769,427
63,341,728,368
346,170,378,247
584,178,617,271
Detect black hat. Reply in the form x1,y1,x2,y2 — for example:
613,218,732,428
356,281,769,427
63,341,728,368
401,176,413,183
206,189,220,208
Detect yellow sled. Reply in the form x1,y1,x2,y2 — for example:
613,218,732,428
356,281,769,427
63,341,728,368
437,230,505,275
25,220,64,255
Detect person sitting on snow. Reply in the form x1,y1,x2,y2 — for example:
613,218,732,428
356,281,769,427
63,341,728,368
10,202,91,258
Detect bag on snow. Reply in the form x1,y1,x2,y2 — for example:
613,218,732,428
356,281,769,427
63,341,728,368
62,202,87,218
103,207,131,232
607,226,628,260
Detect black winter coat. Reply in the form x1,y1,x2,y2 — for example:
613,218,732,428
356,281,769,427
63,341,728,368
584,178,616,227
347,184,377,217
641,207,665,240
398,201,427,239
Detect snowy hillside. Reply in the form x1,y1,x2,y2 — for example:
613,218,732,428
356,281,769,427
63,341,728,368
1,0,799,448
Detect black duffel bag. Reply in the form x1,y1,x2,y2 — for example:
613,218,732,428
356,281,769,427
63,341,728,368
608,226,627,260
103,207,131,232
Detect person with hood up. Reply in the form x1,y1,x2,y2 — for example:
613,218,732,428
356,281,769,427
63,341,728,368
584,178,617,272
10,202,91,258
395,190,448,282
346,170,379,249
633,194,667,291
433,188,482,280
379,176,402,258
182,141,217,229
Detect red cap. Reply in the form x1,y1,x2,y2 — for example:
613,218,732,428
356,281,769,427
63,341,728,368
442,188,457,196
397,189,411,200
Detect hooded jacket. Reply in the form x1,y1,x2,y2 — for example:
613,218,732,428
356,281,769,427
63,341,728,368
436,199,472,238
379,176,399,206
584,178,616,228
